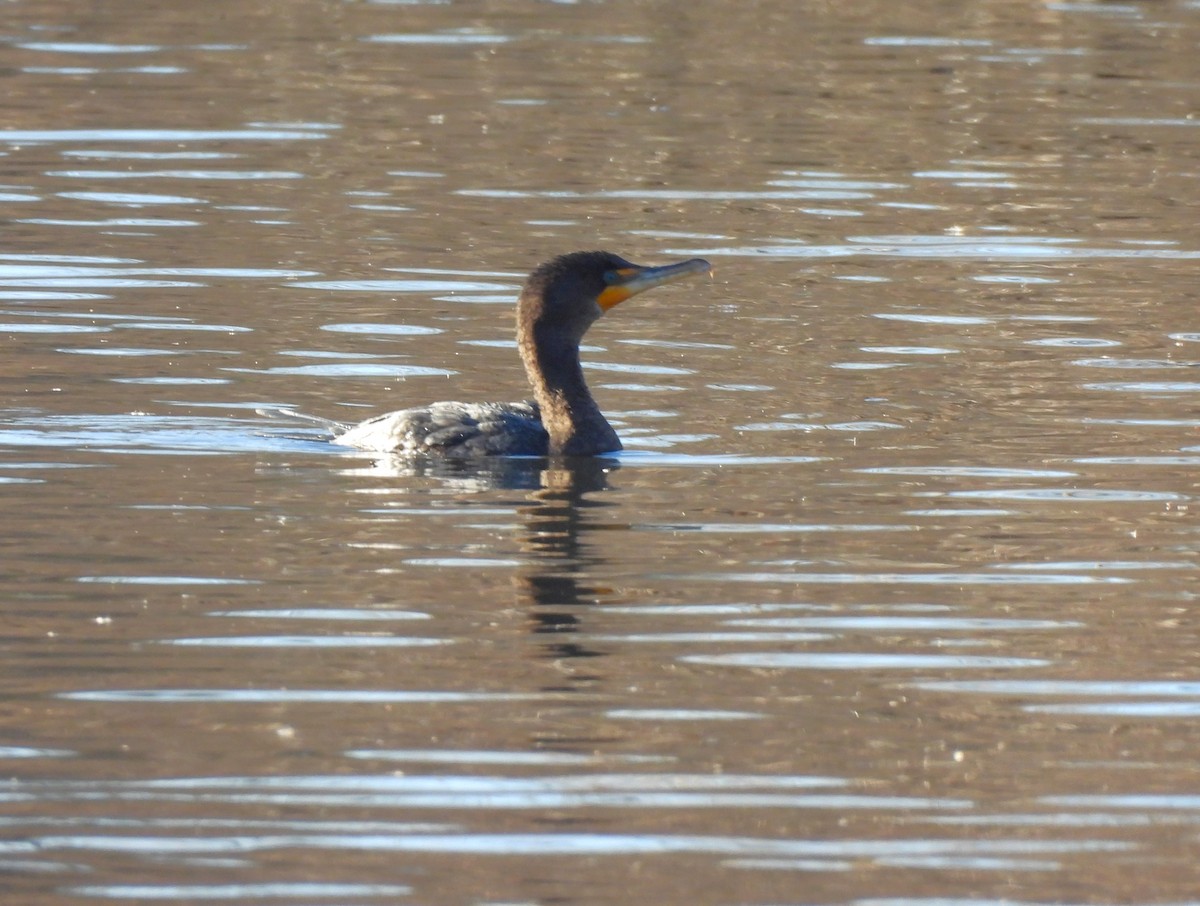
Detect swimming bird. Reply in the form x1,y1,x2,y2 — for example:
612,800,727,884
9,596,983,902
333,250,710,457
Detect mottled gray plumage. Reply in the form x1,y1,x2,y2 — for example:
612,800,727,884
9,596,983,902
332,250,709,458
335,399,549,457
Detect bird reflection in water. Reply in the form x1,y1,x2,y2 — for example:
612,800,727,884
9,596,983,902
513,457,615,675
336,453,616,671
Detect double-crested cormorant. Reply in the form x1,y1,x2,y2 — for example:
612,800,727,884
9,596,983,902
333,250,710,457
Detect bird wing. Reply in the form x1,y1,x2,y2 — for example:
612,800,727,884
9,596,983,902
334,400,549,457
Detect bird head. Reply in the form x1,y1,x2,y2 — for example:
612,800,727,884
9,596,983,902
519,250,710,340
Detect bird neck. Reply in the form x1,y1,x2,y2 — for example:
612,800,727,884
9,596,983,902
520,323,621,456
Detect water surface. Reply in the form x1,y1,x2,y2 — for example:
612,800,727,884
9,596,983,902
4,0,1200,903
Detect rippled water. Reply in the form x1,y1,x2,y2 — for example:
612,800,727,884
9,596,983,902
5,0,1200,903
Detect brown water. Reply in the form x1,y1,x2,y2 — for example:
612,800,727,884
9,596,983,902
4,0,1200,902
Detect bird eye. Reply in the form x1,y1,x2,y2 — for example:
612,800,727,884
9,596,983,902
602,270,619,285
